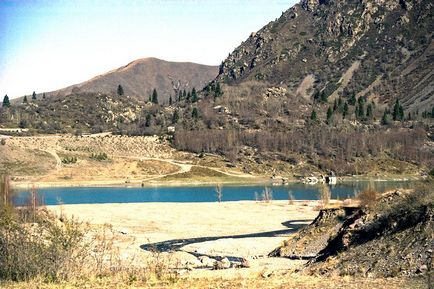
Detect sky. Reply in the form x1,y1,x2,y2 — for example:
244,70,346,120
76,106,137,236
0,0,297,99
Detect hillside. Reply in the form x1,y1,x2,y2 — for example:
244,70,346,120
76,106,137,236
216,0,434,113
1,0,433,177
44,58,218,104
273,182,433,280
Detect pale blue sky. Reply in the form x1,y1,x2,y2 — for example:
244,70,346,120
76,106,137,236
0,0,297,98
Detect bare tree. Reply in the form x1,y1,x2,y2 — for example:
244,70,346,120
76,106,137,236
262,187,273,203
215,184,223,203
288,190,295,205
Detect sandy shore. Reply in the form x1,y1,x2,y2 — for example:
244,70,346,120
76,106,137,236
48,201,319,276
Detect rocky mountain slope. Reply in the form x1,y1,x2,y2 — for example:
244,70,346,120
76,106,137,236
44,58,218,103
216,0,434,112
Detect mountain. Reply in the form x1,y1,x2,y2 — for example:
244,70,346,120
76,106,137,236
47,58,218,103
216,0,434,112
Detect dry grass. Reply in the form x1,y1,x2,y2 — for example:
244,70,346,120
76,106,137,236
0,273,426,289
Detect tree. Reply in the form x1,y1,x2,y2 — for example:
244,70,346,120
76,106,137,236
333,99,338,111
2,95,10,107
42,93,46,99
326,106,333,124
186,91,191,102
23,95,28,103
178,90,183,101
191,107,199,119
348,93,356,106
381,111,389,125
169,95,173,106
214,82,222,98
342,102,349,119
432,106,434,118
320,91,328,103
191,87,198,103
151,89,158,104
172,110,179,124
366,103,373,119
32,91,37,100
392,99,404,121
145,113,152,127
310,109,317,121
117,84,124,96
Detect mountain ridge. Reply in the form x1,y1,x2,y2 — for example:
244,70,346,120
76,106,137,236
44,57,218,103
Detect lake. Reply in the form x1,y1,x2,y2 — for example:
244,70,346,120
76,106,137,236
12,180,414,206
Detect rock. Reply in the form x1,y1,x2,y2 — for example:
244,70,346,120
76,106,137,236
214,257,231,270
261,268,274,278
198,256,216,267
241,257,251,268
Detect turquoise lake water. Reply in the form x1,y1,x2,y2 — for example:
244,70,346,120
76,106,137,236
12,181,413,206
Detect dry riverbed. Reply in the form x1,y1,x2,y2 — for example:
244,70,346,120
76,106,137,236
48,201,319,277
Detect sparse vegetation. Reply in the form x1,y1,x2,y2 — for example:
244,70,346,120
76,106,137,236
90,152,108,161
62,156,78,164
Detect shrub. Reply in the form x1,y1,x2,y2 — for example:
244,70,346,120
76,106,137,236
62,156,78,164
318,185,331,207
0,138,5,145
357,189,378,208
262,187,273,202
90,152,108,161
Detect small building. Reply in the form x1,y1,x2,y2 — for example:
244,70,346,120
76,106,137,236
167,126,176,134
325,171,337,185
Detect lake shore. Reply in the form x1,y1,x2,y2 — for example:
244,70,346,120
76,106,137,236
47,200,320,275
10,174,421,190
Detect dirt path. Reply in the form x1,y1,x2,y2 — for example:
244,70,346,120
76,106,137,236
42,149,62,170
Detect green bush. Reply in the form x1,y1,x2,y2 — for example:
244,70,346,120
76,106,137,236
62,156,78,164
90,152,108,161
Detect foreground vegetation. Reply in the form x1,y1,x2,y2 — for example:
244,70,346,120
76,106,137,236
1,175,431,288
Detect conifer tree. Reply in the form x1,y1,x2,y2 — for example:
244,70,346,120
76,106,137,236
178,90,183,101
191,87,198,103
169,95,173,106
342,102,349,119
186,91,191,102
151,89,158,104
392,99,404,121
310,109,317,121
214,83,222,98
348,93,356,106
117,84,124,96
23,95,28,103
172,110,179,124
333,99,338,111
381,111,389,125
326,106,333,124
42,93,46,99
32,91,37,100
2,94,10,107
366,103,373,119
191,107,199,119
145,113,152,127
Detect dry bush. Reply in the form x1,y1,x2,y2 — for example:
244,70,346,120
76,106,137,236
357,189,378,208
288,190,295,205
0,177,176,285
262,187,273,203
215,184,223,203
318,185,331,208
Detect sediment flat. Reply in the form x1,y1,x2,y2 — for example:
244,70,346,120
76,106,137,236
48,201,319,275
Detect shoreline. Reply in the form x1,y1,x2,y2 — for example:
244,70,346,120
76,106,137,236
10,174,421,190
